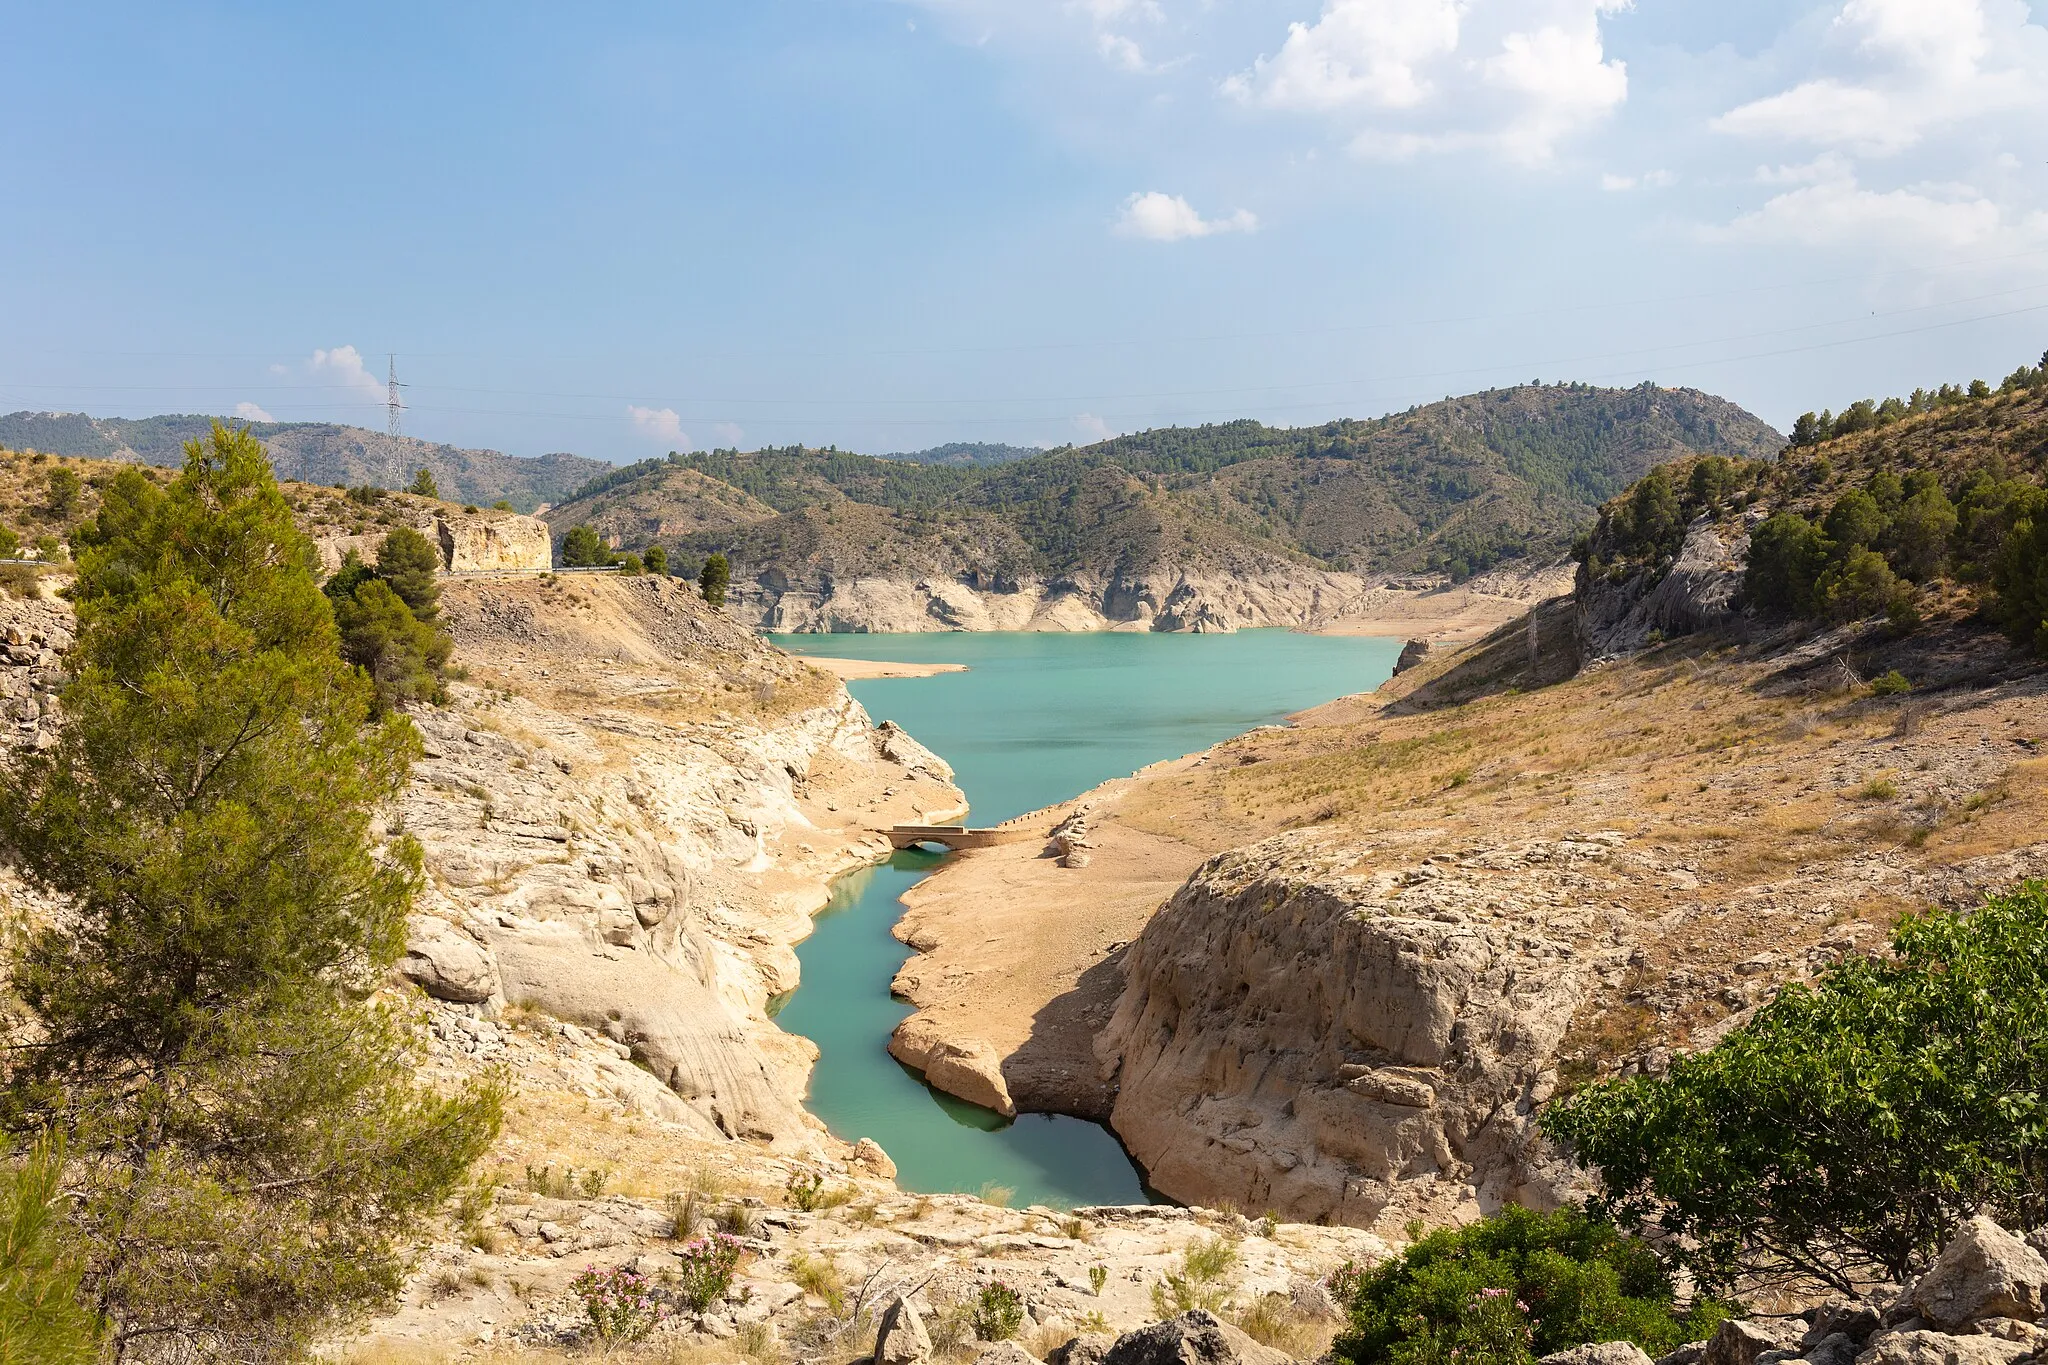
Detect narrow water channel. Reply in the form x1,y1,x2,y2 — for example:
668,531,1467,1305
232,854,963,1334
769,630,1403,1209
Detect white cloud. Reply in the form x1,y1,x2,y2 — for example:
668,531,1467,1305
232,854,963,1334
267,363,288,376
233,401,274,422
712,422,746,447
627,404,690,447
1601,173,1636,191
1115,191,1257,240
1075,413,1112,442
309,345,385,401
1226,0,1631,163
1098,32,1149,71
1708,170,2028,250
1712,0,2046,155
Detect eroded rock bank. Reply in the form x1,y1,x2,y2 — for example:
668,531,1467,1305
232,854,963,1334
736,565,1572,637
391,572,968,1151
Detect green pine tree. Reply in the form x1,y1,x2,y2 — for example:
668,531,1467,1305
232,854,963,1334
406,467,439,499
699,551,730,608
0,424,500,1361
376,526,443,622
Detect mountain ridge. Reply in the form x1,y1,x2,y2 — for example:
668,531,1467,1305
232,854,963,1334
0,411,606,513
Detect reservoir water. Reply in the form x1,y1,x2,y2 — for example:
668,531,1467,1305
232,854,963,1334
768,630,1403,1208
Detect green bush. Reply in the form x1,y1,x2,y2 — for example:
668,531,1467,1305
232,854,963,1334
1545,881,2048,1293
971,1281,1024,1341
699,551,731,608
1328,1207,1730,1365
1744,512,1829,616
1992,489,2048,656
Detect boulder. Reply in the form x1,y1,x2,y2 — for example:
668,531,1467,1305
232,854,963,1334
976,1345,1040,1365
1703,1319,1805,1365
874,1294,933,1365
1913,1218,2048,1330
851,1138,898,1180
890,1024,1016,1118
1048,1335,1117,1365
1853,1330,2032,1365
399,914,500,1003
1804,1334,1862,1365
1540,1345,1654,1365
1392,638,1430,676
1100,1310,1293,1365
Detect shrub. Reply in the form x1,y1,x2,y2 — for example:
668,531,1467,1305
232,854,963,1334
618,552,645,576
560,524,610,568
674,1233,744,1312
644,544,668,575
1992,489,2048,656
1326,1206,1730,1365
1153,1234,1239,1317
972,1281,1024,1341
786,1170,826,1211
1815,546,1914,624
1868,670,1913,697
569,1263,669,1344
1545,882,2048,1293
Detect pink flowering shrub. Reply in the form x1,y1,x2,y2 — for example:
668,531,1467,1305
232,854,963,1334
675,1233,746,1313
570,1263,670,1344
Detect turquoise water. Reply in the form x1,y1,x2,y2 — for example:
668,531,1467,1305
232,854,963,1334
769,630,1403,1208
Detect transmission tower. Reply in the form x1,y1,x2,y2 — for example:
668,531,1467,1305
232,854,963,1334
386,354,407,438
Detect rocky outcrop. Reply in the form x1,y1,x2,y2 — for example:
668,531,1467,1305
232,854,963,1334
435,512,551,572
1097,830,1645,1230
313,505,552,575
1099,1310,1292,1365
1913,1217,2048,1330
1577,516,1750,659
1393,638,1430,674
889,1019,1017,1117
399,914,500,1003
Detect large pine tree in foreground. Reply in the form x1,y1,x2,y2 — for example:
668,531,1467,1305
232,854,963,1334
0,427,501,1361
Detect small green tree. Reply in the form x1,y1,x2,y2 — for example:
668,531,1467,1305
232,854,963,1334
1814,546,1912,624
1889,485,1958,582
0,1139,103,1363
376,525,442,622
1744,512,1828,616
617,552,645,576
0,424,500,1359
699,551,730,608
559,524,608,567
334,577,452,713
406,467,439,499
643,543,668,576
1545,881,2048,1294
1822,489,1887,550
1328,1206,1729,1365
43,468,81,521
1992,490,2048,656
0,528,17,559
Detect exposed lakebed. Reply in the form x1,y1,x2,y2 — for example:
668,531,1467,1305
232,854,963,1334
768,630,1403,1208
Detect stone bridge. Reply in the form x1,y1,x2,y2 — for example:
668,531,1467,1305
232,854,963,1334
885,824,1041,853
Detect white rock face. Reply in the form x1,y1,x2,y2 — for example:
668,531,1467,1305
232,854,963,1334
1097,830,1635,1229
313,506,551,575
1913,1216,2048,1330
435,513,551,572
738,568,1382,635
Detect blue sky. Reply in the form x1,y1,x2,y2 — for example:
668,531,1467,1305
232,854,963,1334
5,1,2048,462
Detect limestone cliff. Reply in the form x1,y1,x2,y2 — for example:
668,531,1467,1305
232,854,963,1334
394,573,966,1149
738,563,1574,635
313,504,552,574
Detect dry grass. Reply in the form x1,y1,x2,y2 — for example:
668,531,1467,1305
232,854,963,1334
1231,1292,1336,1359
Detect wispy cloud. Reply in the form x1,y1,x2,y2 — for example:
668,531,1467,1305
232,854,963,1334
1115,191,1257,241
627,404,690,447
233,401,274,422
1075,413,1112,441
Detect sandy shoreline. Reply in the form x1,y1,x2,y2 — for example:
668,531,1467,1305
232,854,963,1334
797,656,969,680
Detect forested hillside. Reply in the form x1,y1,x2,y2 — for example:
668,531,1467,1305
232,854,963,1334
547,383,1781,584
0,412,605,512
1578,350,2048,659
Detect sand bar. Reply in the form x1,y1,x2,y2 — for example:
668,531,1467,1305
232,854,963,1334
798,657,969,680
